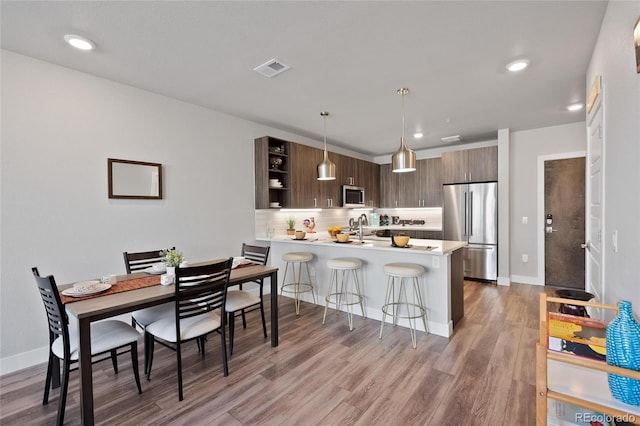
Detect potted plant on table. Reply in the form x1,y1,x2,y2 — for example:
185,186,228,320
162,248,184,276
286,216,296,235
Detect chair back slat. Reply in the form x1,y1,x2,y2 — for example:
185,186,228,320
32,267,69,347
175,259,232,322
241,244,270,265
123,247,174,273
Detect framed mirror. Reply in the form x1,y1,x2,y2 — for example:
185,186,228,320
108,158,163,199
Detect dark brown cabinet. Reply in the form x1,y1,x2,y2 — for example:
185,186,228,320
254,136,291,209
379,163,399,208
379,158,442,208
256,137,382,209
359,160,380,207
289,143,325,208
442,146,498,184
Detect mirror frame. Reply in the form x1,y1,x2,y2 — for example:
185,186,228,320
108,158,163,200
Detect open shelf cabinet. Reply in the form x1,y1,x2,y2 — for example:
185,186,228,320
537,293,640,425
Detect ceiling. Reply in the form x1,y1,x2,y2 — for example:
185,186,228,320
0,1,608,156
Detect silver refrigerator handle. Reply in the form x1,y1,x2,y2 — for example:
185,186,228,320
463,191,468,236
469,191,473,236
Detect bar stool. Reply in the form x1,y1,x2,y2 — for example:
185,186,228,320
280,252,316,315
379,262,428,348
322,257,366,331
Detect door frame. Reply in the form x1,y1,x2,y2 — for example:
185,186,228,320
536,151,586,285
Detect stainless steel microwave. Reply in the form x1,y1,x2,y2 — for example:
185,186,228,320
342,185,365,208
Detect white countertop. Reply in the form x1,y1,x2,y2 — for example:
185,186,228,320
370,225,442,231
258,235,466,255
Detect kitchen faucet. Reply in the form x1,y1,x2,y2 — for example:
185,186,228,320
357,214,368,242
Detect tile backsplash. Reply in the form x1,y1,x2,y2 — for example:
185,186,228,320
255,208,442,238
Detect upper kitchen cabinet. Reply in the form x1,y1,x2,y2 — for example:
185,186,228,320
255,136,291,209
441,146,498,183
379,158,441,208
289,143,325,208
418,158,443,207
359,160,380,207
256,137,381,209
340,156,379,208
380,163,400,208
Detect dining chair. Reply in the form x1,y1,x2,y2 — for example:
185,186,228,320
225,243,270,355
32,267,142,426
144,258,233,401
123,247,175,373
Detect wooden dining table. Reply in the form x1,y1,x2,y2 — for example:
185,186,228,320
61,262,278,426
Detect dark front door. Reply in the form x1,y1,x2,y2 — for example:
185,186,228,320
544,157,586,288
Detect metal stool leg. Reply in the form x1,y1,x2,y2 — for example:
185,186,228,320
294,262,301,315
380,275,395,339
352,268,366,319
303,261,316,304
323,269,338,324
413,277,428,332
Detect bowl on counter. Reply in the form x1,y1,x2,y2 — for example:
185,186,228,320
336,232,350,243
269,202,280,208
295,230,306,240
392,234,410,247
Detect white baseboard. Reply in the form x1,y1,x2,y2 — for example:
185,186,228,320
285,294,453,338
497,276,511,286
511,274,543,286
1,345,48,376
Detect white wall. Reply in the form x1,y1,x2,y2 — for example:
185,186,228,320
0,50,362,373
509,122,587,284
586,1,640,309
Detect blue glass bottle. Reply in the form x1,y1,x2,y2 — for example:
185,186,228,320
606,300,640,405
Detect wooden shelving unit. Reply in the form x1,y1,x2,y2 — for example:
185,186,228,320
255,136,291,209
537,293,640,425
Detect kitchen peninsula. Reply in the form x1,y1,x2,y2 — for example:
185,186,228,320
261,236,466,337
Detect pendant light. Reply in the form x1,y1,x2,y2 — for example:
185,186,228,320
391,87,416,173
317,111,336,180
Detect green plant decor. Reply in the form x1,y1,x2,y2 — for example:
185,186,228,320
162,248,184,267
286,216,296,230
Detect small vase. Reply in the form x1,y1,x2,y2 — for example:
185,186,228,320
606,300,640,405
166,266,176,276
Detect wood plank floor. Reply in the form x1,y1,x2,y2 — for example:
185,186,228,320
0,281,543,425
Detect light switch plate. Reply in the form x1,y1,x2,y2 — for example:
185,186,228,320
432,256,440,268
522,216,528,224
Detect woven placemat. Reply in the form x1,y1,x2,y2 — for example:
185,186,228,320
60,274,161,304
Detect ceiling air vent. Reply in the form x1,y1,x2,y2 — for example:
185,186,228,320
253,59,291,78
441,135,463,143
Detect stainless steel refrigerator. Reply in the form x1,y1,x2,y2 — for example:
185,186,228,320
443,182,498,281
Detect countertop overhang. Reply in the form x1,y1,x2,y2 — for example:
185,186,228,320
258,236,466,255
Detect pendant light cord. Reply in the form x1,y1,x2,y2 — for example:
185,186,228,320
401,91,406,143
323,114,328,159
321,111,329,159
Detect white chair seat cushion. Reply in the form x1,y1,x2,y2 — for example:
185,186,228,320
327,257,362,270
383,262,425,277
282,252,313,262
52,320,141,361
131,302,174,327
145,310,221,343
225,290,261,312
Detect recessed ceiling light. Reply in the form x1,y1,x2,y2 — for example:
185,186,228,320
64,34,95,51
506,59,530,72
566,103,584,111
413,132,424,139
